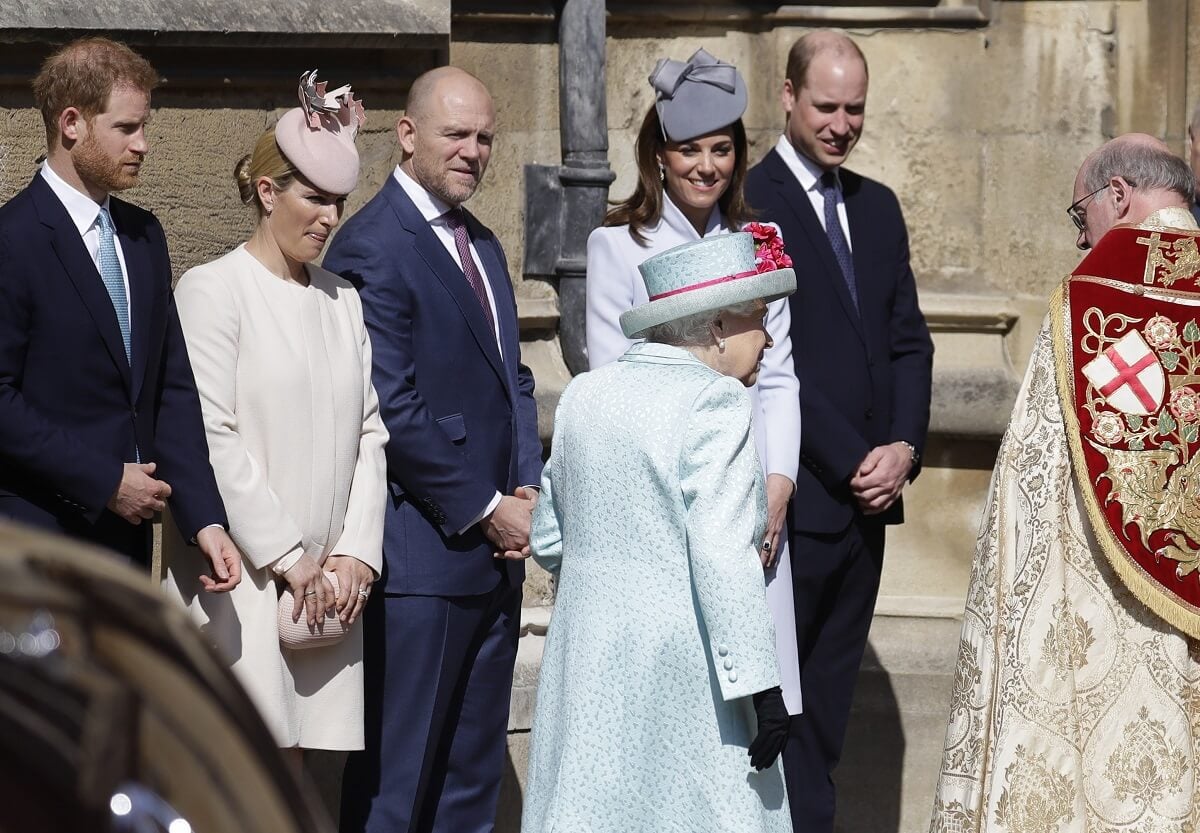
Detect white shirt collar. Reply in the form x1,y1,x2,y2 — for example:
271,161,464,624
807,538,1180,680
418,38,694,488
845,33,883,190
392,164,452,222
774,134,839,193
40,161,111,235
658,192,726,240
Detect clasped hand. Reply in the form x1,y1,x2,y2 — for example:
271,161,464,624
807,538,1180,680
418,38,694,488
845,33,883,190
107,461,170,524
483,486,538,560
283,554,337,626
849,442,912,515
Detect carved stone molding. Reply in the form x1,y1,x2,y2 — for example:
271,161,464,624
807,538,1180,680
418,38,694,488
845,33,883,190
922,291,1025,440
0,0,448,47
454,1,991,28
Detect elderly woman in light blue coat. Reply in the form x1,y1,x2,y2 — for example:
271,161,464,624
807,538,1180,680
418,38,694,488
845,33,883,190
586,49,802,715
522,233,796,833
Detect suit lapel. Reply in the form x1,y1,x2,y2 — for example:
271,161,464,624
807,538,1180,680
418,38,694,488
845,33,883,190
31,178,132,394
470,221,518,398
384,180,511,399
111,200,156,404
764,150,866,346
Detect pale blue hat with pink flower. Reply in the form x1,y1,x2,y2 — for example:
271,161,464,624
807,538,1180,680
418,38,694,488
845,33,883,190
620,224,796,339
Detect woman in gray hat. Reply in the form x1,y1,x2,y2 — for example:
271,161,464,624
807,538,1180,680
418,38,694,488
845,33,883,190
586,48,803,717
524,232,795,833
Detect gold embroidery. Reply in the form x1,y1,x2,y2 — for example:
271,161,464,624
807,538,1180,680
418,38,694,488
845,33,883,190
1137,233,1200,287
1104,706,1190,804
1041,600,1096,680
930,801,977,833
995,746,1075,831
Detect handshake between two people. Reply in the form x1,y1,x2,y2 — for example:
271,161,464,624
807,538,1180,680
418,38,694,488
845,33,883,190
483,485,539,560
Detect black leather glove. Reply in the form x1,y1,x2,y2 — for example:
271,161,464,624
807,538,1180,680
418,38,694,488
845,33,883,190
748,686,789,771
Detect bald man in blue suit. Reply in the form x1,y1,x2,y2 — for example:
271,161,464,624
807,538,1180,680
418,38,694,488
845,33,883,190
329,67,541,833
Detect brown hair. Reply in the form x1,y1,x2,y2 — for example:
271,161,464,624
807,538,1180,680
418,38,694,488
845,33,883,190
604,105,751,246
234,128,298,215
32,37,159,146
784,31,869,91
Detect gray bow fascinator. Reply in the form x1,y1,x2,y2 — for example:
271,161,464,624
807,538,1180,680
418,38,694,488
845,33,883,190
648,48,748,143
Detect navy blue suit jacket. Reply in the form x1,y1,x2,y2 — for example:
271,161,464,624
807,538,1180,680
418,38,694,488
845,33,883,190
324,176,542,596
745,149,933,533
0,175,226,559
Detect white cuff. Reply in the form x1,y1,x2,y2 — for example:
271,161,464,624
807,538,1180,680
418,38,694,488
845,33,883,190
459,491,502,536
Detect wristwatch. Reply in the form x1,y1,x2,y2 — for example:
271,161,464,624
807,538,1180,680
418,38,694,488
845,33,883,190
899,440,920,467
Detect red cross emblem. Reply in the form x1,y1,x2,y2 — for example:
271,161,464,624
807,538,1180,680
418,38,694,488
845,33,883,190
1082,330,1165,416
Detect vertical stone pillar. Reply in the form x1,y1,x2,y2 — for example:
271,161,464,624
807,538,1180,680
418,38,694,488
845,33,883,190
522,0,615,375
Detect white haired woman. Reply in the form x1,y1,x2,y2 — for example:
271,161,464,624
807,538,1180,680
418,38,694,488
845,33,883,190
523,232,796,833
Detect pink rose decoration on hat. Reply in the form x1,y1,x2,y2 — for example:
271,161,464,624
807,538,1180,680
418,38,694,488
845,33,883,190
744,222,792,272
274,69,366,196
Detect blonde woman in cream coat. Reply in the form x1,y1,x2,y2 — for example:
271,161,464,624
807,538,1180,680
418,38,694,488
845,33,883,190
165,77,386,754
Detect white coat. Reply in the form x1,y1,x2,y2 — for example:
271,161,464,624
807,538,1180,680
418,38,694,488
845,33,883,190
163,245,388,750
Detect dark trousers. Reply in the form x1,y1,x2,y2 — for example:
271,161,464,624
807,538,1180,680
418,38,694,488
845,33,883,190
782,520,885,833
340,579,522,833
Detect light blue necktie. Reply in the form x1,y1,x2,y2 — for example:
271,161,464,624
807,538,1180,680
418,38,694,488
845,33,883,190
96,206,131,364
819,171,859,313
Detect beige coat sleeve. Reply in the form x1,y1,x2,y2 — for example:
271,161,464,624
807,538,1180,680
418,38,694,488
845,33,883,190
331,290,388,574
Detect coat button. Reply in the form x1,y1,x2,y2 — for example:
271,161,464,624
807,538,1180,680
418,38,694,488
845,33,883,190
723,659,733,670
728,671,738,683
864,408,873,419
718,645,729,657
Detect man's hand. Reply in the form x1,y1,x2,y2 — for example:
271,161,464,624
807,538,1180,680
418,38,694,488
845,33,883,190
483,493,534,560
761,474,794,568
107,462,171,524
849,442,913,515
195,526,242,593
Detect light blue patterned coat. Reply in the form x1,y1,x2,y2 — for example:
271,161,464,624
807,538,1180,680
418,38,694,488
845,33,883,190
522,343,791,833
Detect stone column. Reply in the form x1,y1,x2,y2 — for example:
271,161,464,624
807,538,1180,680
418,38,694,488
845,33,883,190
522,0,615,374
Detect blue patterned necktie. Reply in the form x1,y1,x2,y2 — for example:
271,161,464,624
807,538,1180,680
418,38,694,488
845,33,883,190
819,171,859,312
96,206,131,364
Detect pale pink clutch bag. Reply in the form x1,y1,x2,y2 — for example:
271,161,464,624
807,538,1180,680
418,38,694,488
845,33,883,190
277,571,349,650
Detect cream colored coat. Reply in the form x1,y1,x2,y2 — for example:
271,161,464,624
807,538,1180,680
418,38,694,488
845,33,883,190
164,245,387,750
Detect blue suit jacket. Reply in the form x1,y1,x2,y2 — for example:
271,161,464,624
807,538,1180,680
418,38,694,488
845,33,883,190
745,149,933,533
324,176,542,596
0,175,226,559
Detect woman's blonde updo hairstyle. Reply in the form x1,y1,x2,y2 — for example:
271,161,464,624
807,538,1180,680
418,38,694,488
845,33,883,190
234,128,297,214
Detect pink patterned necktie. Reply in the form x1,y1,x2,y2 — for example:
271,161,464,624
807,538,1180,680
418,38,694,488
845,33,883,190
442,208,495,334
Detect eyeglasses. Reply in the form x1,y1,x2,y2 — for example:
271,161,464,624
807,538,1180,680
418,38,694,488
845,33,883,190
1066,183,1111,232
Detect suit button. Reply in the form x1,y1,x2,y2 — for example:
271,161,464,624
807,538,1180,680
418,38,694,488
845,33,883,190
864,408,873,420
728,671,738,683
718,645,729,657
723,659,733,670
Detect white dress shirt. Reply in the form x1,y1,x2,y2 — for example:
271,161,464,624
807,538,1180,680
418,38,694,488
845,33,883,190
392,165,502,355
773,134,853,250
40,161,133,328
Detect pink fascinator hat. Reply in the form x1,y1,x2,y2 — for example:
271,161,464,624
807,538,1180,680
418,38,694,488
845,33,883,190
274,69,366,195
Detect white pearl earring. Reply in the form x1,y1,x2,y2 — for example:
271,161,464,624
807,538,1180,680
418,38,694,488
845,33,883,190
718,338,726,351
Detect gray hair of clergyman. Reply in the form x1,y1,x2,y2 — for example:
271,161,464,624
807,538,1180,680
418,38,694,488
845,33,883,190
1082,141,1196,204
642,300,763,347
